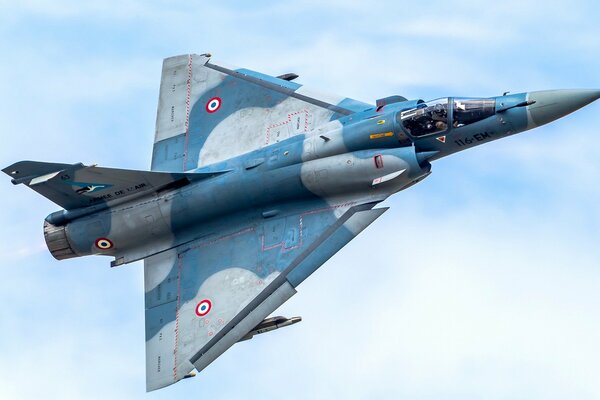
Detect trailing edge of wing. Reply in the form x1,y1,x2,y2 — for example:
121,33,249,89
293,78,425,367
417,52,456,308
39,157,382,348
144,200,387,391
190,204,387,373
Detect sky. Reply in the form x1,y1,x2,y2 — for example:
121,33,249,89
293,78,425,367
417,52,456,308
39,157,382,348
0,0,599,399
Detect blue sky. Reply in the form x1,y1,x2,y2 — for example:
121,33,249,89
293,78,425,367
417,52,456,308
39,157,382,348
1,1,599,399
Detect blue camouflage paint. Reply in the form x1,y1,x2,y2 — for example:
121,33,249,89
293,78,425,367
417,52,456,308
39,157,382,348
5,51,598,393
153,72,293,172
330,97,373,120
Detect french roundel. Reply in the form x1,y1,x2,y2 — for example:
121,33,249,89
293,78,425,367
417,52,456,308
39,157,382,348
205,97,221,113
195,299,212,317
95,237,113,250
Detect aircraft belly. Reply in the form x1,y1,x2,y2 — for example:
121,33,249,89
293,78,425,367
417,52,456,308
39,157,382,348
177,268,281,353
191,281,297,373
55,143,426,268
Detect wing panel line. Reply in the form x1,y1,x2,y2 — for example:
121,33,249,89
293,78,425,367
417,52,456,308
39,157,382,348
173,254,183,381
205,62,354,116
183,55,193,171
188,201,377,365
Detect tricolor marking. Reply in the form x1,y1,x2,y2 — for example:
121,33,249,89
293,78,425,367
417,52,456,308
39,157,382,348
205,97,221,113
195,299,212,317
95,237,113,250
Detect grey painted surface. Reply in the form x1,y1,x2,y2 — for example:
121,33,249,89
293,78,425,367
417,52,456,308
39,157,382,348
3,53,599,392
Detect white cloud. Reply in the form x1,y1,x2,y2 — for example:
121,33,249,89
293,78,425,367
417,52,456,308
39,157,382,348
1,0,188,20
263,194,600,399
0,0,599,399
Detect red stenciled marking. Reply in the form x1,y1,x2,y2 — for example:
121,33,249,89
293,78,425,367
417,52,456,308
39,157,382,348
172,254,183,381
264,110,311,146
182,55,193,171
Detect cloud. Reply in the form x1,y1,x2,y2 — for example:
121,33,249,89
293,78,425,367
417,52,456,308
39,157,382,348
0,1,599,399
1,0,185,20
262,193,600,399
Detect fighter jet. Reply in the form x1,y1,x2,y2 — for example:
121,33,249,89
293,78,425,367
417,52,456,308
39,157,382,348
4,53,599,391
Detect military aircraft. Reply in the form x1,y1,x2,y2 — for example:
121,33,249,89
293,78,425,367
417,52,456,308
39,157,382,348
3,53,599,391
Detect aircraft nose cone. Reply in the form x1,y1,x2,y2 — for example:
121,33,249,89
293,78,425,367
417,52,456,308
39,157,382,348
528,89,600,128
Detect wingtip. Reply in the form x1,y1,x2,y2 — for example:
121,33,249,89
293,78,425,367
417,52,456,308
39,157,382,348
2,161,26,177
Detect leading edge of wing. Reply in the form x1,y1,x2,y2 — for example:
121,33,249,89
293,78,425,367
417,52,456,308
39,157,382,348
205,62,356,116
189,202,387,369
144,201,387,391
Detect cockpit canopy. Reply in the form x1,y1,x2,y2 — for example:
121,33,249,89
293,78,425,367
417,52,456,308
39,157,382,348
399,98,449,137
453,98,496,128
398,97,496,137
